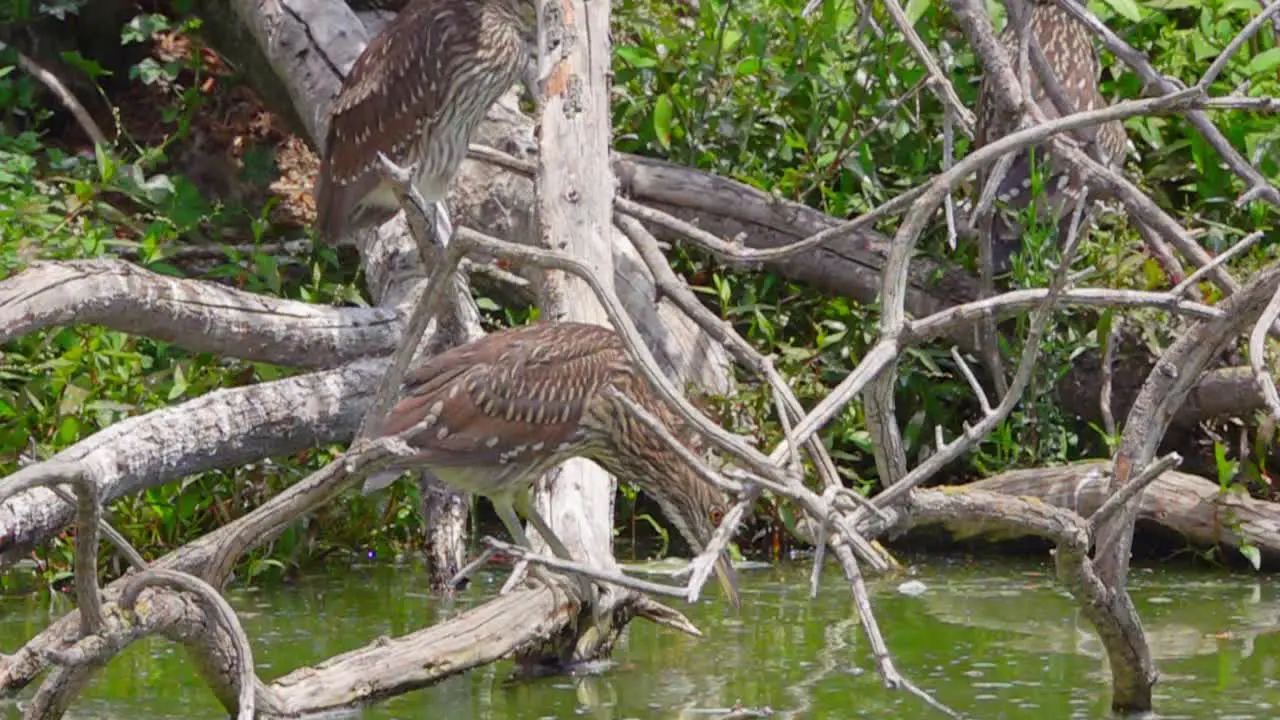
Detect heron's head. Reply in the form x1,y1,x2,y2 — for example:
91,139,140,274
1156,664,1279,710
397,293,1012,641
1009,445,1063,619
660,473,741,610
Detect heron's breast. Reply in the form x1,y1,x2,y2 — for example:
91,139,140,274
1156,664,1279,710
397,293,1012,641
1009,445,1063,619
429,464,527,494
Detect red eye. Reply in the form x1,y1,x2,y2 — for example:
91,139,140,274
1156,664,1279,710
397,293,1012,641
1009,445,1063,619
709,507,725,528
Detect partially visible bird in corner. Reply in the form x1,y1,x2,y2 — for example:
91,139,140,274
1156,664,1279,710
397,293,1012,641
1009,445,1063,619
312,0,538,246
974,0,1128,275
362,322,742,613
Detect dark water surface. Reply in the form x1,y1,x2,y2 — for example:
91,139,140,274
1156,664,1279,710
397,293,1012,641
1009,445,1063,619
3,555,1280,718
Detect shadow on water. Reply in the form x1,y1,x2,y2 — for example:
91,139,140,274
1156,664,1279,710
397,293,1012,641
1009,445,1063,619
3,554,1280,719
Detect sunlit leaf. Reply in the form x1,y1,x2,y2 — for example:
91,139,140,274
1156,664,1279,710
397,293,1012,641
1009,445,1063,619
653,93,674,149
1099,0,1142,21
905,0,932,25
1240,544,1262,571
1247,48,1280,75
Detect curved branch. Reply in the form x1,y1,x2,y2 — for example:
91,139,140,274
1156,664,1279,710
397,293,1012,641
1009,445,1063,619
0,462,104,634
0,259,399,370
121,570,257,720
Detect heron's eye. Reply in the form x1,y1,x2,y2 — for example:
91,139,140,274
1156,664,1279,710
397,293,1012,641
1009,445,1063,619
709,506,725,528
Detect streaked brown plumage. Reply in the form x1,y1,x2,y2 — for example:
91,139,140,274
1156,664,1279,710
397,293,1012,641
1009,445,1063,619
313,0,536,244
364,322,741,609
975,0,1127,273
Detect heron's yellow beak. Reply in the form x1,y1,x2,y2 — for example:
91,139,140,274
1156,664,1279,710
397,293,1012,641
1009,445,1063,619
714,551,740,609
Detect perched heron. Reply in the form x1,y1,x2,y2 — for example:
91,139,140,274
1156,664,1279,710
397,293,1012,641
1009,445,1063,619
313,0,537,244
363,322,742,611
974,0,1127,274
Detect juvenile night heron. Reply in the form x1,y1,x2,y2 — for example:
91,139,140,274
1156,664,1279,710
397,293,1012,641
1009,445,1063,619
313,0,537,244
974,0,1127,274
363,322,741,611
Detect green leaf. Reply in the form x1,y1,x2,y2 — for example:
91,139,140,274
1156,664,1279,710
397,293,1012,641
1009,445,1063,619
1099,0,1142,21
1247,48,1280,75
168,364,188,401
122,13,171,44
615,46,658,68
1191,34,1219,62
653,94,674,150
1221,0,1262,13
58,51,111,79
94,144,115,183
56,416,80,444
1240,543,1262,571
720,28,743,53
1097,308,1114,347
904,0,933,25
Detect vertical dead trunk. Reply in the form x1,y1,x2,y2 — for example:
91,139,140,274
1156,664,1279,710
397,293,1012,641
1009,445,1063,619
420,476,470,590
517,0,620,662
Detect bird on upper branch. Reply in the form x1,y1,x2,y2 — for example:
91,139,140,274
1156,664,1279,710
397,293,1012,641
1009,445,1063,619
974,0,1128,275
362,322,742,613
313,0,537,245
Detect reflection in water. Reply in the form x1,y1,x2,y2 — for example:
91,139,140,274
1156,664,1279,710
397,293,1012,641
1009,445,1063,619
2,555,1279,718
916,570,1280,662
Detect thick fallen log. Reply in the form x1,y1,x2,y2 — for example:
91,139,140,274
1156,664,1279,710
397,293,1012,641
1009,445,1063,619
964,461,1280,564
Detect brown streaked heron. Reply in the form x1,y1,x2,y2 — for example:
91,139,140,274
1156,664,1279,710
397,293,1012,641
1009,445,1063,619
974,0,1128,274
362,322,742,613
313,0,537,244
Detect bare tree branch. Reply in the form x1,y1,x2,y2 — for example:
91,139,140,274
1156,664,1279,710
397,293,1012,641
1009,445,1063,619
0,462,104,634
0,259,400,370
0,360,383,563
119,570,258,720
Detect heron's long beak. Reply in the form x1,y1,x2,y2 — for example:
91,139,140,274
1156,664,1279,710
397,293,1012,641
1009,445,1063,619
714,551,740,609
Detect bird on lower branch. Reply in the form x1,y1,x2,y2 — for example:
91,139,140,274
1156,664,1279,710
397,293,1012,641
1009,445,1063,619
312,0,537,245
974,0,1128,275
361,322,742,614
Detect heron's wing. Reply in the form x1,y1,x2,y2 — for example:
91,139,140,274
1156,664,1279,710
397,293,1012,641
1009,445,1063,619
314,0,481,242
375,323,629,467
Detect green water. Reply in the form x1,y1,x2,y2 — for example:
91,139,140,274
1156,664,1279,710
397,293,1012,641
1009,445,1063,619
3,555,1280,719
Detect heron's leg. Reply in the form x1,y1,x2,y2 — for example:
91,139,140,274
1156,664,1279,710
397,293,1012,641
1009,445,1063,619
430,200,453,247
508,491,601,621
520,57,542,106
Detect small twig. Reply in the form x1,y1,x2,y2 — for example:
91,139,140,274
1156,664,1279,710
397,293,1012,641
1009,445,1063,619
461,258,532,291
1198,0,1280,91
877,0,976,138
1171,231,1265,297
48,485,148,572
1086,453,1181,535
481,536,696,601
447,546,500,589
1248,283,1280,422
120,569,257,720
676,488,760,603
353,153,469,443
950,346,992,415
1100,316,1120,439
2,42,110,147
942,107,959,250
